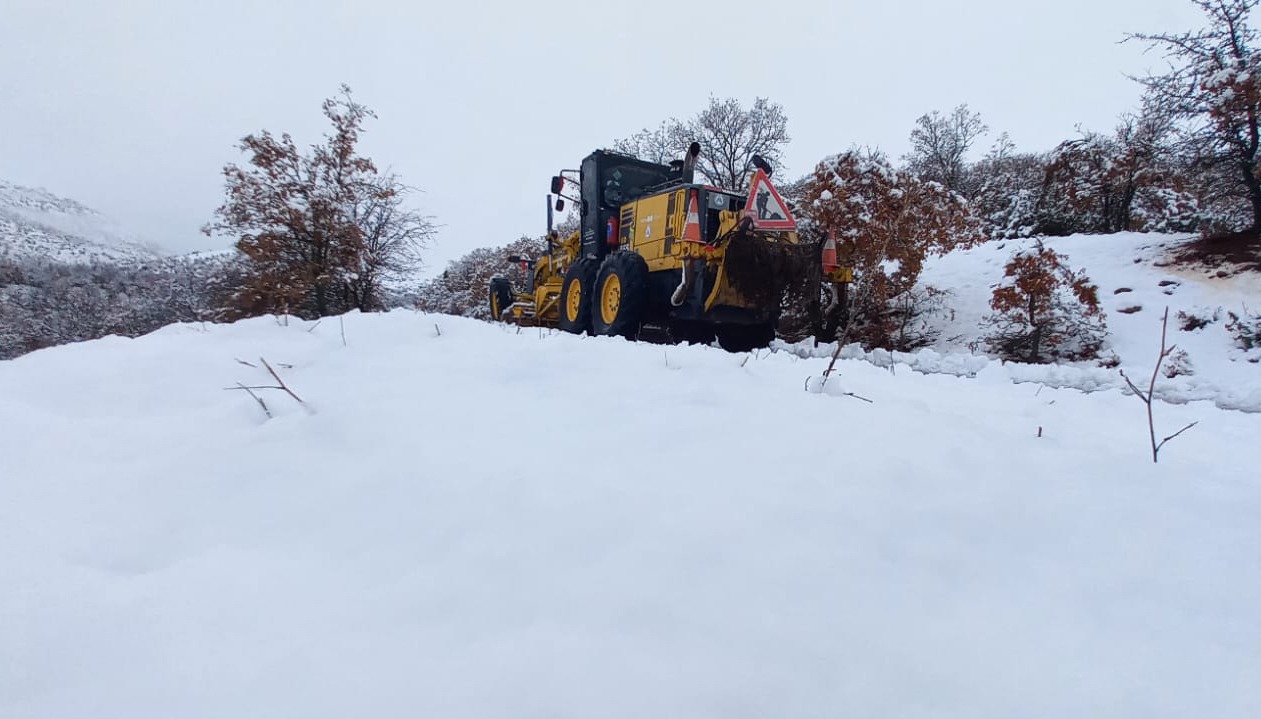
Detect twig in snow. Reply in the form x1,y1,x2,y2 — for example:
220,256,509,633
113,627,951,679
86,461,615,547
235,358,258,368
340,315,347,346
306,320,322,333
259,357,306,405
434,323,442,337
232,382,272,419
803,376,873,403
1118,307,1198,463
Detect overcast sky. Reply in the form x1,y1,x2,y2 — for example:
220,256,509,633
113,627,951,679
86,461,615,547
0,0,1212,272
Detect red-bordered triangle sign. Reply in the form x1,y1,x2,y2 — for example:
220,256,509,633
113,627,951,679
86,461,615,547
744,168,796,230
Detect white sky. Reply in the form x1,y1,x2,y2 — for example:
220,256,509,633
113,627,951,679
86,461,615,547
0,0,1210,272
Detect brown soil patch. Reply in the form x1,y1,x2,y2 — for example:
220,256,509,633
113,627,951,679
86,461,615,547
1169,229,1261,274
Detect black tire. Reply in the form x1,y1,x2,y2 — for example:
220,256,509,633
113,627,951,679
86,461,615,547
592,251,650,339
558,258,599,334
488,277,513,321
715,321,777,352
669,321,716,346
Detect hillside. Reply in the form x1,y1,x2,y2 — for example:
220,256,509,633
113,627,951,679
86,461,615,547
786,232,1261,413
0,180,160,264
2,297,1259,717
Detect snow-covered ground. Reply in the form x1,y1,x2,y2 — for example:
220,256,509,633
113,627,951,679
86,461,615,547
0,180,160,264
785,232,1261,412
2,307,1259,718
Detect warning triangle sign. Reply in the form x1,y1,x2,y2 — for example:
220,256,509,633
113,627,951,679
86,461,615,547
744,168,796,230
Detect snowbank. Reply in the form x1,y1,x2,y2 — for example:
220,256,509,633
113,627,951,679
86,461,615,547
2,310,1259,718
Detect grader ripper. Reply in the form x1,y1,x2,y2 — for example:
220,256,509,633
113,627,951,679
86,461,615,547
489,143,853,351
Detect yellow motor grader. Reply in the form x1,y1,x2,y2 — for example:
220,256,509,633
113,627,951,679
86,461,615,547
489,143,852,350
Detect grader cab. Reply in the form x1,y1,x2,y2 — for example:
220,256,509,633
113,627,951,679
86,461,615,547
490,143,852,351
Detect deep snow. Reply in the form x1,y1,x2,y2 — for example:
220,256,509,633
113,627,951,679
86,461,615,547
2,306,1259,718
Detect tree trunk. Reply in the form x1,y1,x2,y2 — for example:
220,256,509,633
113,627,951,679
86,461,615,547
1028,295,1041,363
314,281,328,317
1245,159,1261,232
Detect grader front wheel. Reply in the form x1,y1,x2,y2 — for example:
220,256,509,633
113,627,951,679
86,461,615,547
592,251,649,339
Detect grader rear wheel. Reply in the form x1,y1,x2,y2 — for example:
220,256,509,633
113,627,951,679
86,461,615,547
558,259,599,334
488,277,513,321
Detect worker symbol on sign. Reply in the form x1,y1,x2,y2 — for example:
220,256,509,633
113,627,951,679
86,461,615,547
744,168,796,230
755,188,779,221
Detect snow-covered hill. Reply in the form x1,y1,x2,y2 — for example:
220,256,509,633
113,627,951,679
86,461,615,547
2,308,1259,718
778,232,1261,412
0,180,161,264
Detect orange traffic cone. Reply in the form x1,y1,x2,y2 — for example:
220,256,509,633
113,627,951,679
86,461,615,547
682,191,703,242
822,229,839,271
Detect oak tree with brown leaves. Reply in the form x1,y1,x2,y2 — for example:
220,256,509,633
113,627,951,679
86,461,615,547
1038,102,1198,235
985,240,1107,363
204,85,432,319
799,149,980,349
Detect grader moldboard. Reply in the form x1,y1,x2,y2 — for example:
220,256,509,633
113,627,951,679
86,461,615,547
489,142,853,351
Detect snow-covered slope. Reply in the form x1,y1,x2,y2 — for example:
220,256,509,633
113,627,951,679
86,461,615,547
783,232,1261,412
2,311,1259,718
0,180,160,264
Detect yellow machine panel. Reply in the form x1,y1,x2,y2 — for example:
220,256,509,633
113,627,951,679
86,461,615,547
620,189,687,271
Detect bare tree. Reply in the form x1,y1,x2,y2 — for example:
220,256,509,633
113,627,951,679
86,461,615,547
613,97,791,191
688,97,790,191
1119,308,1199,463
1128,0,1261,234
346,175,434,311
905,104,988,193
612,121,687,166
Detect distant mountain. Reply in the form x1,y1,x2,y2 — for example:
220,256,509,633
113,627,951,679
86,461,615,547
0,180,162,264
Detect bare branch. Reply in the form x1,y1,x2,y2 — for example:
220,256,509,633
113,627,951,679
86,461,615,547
1156,421,1201,453
231,382,272,419
840,391,875,404
1118,368,1149,399
259,356,306,405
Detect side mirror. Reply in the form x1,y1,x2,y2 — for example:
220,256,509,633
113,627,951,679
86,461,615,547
752,155,773,177
555,198,565,212
550,176,563,194
506,255,522,263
